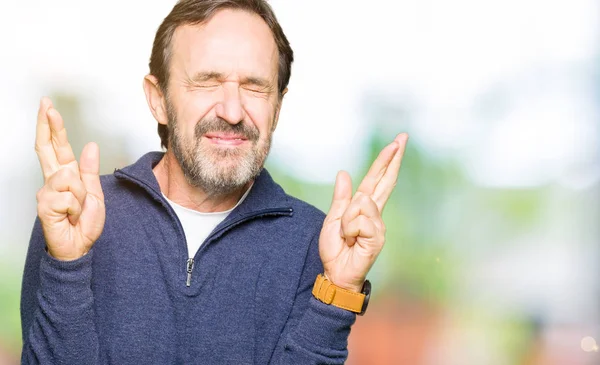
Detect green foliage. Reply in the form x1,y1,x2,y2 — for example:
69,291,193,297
51,94,131,174
0,256,23,355
366,137,464,303
264,165,333,213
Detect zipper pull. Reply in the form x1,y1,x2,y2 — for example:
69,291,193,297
186,258,194,287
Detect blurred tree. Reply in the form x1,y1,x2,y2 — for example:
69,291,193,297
51,94,130,173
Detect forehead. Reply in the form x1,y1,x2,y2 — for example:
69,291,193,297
170,9,278,81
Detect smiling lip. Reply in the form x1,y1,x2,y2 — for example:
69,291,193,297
203,133,248,146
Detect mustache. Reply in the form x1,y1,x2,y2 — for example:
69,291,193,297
194,117,260,142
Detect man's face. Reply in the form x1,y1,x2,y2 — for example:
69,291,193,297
165,9,281,195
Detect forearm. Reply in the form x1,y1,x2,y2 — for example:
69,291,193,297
269,230,356,364
274,297,356,364
21,247,99,364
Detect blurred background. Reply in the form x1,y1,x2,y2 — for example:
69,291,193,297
1,0,598,364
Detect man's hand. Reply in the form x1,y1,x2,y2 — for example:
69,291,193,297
319,133,408,293
35,97,105,261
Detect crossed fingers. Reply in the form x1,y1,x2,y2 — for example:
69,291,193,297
340,192,384,247
35,97,78,181
357,133,408,212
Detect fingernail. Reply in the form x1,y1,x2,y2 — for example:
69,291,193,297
396,133,409,142
40,96,52,109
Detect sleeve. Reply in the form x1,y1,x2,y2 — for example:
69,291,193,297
270,231,357,364
20,218,100,364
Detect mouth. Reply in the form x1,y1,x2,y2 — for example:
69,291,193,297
203,133,249,146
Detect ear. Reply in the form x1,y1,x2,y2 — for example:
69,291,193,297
271,87,287,132
143,75,168,126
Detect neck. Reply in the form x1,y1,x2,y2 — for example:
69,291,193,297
153,150,250,213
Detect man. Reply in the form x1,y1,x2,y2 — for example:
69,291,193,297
21,0,408,363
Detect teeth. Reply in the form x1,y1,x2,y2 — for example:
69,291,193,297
210,137,243,141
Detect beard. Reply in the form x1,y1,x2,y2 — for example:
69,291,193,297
166,102,273,196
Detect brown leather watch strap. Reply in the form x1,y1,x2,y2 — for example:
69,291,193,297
312,274,365,313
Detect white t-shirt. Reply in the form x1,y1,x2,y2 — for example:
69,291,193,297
163,187,252,258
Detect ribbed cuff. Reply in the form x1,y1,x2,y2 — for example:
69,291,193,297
293,296,356,350
39,249,94,310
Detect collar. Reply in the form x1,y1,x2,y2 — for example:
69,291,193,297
114,151,292,216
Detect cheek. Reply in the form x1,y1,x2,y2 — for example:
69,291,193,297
243,98,276,136
175,91,216,133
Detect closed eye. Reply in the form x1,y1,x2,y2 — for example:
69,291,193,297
240,76,273,95
243,85,267,93
198,81,220,87
193,83,220,90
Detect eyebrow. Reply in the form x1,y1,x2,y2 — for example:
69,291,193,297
188,72,272,89
241,76,271,89
189,71,223,83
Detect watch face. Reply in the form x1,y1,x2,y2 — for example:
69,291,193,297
359,280,371,316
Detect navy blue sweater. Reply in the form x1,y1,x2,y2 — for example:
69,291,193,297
20,152,356,364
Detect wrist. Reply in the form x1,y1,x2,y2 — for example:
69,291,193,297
47,247,89,262
312,274,371,315
323,271,364,293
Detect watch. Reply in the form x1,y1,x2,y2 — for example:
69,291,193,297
312,274,371,315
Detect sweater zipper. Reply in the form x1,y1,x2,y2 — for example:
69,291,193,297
113,169,294,288
186,258,194,287
114,170,191,286
184,207,293,287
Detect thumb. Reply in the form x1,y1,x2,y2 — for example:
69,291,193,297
79,142,104,200
327,171,352,219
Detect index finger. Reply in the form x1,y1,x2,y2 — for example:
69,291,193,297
35,97,60,180
372,133,408,212
47,107,77,166
355,141,399,196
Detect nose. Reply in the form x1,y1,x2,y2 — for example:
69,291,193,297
215,84,246,125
